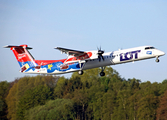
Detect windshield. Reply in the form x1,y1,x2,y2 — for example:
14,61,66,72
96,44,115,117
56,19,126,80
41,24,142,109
145,47,155,50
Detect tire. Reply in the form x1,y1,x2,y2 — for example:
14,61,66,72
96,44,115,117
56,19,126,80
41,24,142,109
156,59,159,63
78,70,83,75
100,72,105,76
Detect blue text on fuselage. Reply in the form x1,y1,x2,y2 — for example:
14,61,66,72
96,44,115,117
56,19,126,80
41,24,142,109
120,50,141,61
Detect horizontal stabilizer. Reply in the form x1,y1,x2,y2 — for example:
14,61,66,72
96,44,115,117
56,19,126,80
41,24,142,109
4,45,32,49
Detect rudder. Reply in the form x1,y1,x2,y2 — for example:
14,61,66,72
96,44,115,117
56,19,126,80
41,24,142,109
4,45,37,72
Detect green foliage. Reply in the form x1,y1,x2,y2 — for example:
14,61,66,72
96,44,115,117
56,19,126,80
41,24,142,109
6,82,18,120
137,94,159,120
3,67,167,120
0,81,10,99
16,85,52,120
159,79,167,95
25,99,75,120
156,90,167,120
54,76,68,98
6,75,58,120
0,81,10,120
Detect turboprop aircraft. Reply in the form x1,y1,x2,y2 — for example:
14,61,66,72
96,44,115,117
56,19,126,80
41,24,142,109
4,44,165,76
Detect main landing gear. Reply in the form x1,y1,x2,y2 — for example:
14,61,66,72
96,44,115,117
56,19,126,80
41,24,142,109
78,61,86,75
155,56,160,63
78,66,106,77
100,66,105,76
100,71,105,76
78,70,83,75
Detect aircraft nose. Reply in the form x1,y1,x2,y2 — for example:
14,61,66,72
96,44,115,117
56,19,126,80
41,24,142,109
159,51,165,56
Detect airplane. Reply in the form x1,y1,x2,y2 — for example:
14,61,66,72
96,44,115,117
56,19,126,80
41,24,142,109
4,44,165,76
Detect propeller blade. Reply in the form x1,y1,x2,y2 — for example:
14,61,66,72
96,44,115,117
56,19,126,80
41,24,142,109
98,56,101,62
97,46,105,62
101,55,104,61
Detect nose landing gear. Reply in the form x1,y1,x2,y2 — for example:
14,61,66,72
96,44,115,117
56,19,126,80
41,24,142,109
155,56,160,63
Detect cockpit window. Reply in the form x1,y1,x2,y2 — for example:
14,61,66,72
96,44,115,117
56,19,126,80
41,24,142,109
145,47,155,50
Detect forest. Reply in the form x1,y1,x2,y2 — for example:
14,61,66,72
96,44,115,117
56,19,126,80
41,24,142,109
0,66,167,120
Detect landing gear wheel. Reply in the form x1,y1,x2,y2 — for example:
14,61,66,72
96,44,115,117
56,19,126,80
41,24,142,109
156,59,159,63
100,72,105,76
78,70,83,75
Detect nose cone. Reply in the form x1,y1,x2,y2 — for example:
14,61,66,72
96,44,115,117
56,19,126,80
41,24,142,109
159,50,165,56
154,49,165,56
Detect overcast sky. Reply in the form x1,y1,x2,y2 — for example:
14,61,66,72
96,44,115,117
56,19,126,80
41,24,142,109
0,0,167,82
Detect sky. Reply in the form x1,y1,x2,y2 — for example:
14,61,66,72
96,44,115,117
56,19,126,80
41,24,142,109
0,0,167,83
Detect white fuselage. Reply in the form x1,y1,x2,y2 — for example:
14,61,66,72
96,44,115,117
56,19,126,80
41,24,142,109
83,46,165,70
25,46,165,74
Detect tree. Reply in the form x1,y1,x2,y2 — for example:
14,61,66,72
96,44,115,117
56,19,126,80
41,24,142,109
137,94,159,120
63,76,83,95
159,79,167,95
135,81,160,120
92,91,104,120
16,85,52,120
6,82,18,120
72,89,88,120
0,81,10,120
54,76,68,98
99,90,116,120
112,89,131,120
156,90,167,120
25,99,75,120
4,67,166,120
6,75,58,120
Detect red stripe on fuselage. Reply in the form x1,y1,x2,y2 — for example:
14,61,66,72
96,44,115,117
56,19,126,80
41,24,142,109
35,59,66,66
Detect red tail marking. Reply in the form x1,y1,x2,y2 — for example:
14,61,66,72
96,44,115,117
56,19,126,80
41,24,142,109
11,45,33,62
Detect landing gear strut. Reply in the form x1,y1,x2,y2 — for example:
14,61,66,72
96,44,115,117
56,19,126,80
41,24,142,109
155,56,160,63
100,66,105,76
78,61,87,75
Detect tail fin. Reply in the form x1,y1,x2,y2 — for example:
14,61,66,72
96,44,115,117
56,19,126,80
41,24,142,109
4,45,37,72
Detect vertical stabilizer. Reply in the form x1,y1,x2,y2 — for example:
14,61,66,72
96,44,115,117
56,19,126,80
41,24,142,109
4,45,37,72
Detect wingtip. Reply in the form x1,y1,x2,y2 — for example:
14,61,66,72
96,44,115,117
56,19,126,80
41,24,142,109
3,45,10,48
55,47,62,49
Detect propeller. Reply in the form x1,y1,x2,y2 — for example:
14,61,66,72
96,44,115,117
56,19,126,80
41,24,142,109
97,46,105,62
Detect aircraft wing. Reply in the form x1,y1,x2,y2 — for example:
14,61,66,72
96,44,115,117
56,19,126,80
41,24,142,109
55,47,86,56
